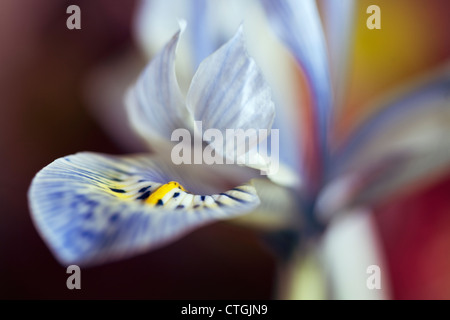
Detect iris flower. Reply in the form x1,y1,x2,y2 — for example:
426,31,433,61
28,24,290,266
130,0,450,299
28,0,450,299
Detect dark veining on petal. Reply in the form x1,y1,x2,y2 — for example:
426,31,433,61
137,190,151,200
232,187,252,195
220,193,247,203
139,186,151,193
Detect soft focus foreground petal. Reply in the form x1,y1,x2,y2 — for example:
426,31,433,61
126,26,193,151
186,26,275,162
260,0,333,179
329,66,450,210
28,152,260,266
321,208,392,299
320,0,356,112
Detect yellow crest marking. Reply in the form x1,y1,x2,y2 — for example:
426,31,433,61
146,181,186,205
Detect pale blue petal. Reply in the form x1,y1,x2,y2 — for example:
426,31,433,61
320,69,450,216
270,104,302,184
189,0,226,69
260,0,333,161
321,0,356,110
28,152,260,266
186,26,275,161
126,27,193,149
334,70,450,173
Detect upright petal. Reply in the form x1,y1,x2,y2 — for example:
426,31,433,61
126,26,193,151
28,152,260,266
321,0,356,112
186,25,275,163
260,0,333,186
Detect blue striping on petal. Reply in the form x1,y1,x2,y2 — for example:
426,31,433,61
81,230,96,240
220,193,246,204
186,25,275,161
321,0,356,111
126,26,194,150
83,212,93,220
232,187,252,195
190,0,215,69
260,0,333,182
136,190,151,200
28,152,260,266
109,213,120,224
138,186,151,193
215,201,224,207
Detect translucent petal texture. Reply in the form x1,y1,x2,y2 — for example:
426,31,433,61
260,0,332,165
186,25,275,162
126,26,193,150
28,152,260,266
